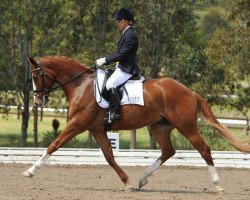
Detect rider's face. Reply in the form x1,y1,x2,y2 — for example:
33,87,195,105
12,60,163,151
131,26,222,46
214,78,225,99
117,19,127,31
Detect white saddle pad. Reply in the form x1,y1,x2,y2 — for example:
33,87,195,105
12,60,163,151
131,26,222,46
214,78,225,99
94,69,145,108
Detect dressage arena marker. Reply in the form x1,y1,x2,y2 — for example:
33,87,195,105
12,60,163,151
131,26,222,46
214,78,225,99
0,147,249,168
107,132,119,150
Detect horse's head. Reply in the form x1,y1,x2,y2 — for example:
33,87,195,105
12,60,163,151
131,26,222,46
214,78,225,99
29,57,55,107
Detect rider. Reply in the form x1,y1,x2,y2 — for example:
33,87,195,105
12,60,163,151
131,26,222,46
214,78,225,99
95,8,139,124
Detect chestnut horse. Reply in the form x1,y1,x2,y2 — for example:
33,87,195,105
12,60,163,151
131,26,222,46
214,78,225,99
23,56,250,193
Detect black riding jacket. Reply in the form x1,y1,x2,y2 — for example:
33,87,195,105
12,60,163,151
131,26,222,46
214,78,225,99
105,27,139,75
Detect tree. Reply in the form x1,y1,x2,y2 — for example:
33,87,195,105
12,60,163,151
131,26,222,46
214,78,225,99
199,7,229,39
56,0,114,65
0,1,33,145
133,0,206,148
200,0,250,129
205,27,249,119
228,0,250,27
0,0,69,146
132,0,206,87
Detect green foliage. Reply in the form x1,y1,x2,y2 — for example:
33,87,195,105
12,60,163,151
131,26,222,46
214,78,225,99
195,0,250,121
40,130,92,148
7,134,21,146
131,0,207,87
0,92,16,117
46,90,68,112
203,26,249,116
171,121,235,151
199,122,234,151
228,0,249,24
171,131,193,150
200,7,229,39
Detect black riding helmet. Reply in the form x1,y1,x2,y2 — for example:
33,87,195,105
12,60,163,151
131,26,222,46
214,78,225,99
114,8,134,23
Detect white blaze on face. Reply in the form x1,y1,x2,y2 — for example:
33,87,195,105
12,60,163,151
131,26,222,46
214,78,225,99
32,77,37,101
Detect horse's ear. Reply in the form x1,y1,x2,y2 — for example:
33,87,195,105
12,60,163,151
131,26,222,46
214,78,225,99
28,56,39,68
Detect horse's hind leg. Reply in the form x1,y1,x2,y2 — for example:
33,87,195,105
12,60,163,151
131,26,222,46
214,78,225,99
181,128,224,194
91,131,134,191
139,122,175,189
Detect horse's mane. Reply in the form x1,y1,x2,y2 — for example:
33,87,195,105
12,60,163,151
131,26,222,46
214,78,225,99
39,55,90,70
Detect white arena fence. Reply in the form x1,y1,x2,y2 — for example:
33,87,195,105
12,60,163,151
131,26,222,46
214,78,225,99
0,147,249,168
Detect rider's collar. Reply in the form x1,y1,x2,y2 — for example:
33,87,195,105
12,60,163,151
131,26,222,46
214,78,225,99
123,26,131,34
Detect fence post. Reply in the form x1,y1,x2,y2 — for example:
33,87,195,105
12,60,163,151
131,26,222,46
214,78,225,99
130,129,136,149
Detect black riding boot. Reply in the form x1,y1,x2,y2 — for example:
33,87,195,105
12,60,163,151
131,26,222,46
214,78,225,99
106,87,120,124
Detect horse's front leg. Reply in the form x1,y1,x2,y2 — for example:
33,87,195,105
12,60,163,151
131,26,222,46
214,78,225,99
22,119,84,177
91,131,134,192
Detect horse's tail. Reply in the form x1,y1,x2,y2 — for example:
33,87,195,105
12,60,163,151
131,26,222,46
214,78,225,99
196,93,250,153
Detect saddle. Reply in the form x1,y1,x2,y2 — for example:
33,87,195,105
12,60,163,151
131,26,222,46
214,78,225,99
94,68,144,109
100,69,141,102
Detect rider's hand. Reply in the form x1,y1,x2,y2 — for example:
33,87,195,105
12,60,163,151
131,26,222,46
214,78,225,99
95,57,106,67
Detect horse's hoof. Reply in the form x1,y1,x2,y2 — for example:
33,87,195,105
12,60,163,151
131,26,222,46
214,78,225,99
215,187,225,195
138,178,148,190
125,185,135,192
22,171,33,178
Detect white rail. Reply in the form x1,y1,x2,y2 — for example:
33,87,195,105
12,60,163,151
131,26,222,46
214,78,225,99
0,147,249,168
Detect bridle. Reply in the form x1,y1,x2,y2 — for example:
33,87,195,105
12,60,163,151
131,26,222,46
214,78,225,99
31,61,95,105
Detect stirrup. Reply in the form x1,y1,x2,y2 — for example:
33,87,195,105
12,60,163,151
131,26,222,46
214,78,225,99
104,111,120,124
110,112,120,121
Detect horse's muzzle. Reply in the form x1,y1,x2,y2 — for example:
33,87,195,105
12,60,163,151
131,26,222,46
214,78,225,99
34,96,49,107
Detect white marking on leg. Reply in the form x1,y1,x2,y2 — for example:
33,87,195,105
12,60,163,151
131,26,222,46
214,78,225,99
208,165,219,182
207,165,224,193
144,159,162,177
23,150,50,177
139,159,162,189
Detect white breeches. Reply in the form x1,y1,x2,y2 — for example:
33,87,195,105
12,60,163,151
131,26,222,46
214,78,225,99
106,68,132,90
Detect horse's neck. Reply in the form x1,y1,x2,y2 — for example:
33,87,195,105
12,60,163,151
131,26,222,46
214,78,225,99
44,58,94,103
67,76,94,104
52,62,93,103
52,63,82,83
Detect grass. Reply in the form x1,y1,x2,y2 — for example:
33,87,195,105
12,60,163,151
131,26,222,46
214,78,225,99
118,128,151,149
0,110,248,150
0,113,151,148
0,114,67,147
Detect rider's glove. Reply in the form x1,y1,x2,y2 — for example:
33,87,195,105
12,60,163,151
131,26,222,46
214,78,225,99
95,57,106,67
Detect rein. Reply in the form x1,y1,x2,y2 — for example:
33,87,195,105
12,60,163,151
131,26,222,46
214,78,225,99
49,67,95,93
32,61,96,98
